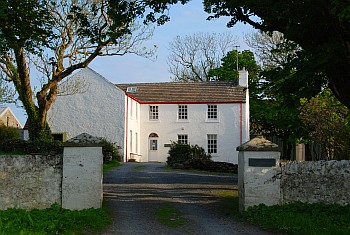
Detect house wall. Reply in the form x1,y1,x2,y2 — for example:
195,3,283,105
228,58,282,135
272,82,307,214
0,108,22,128
48,68,125,153
135,102,248,163
125,96,142,161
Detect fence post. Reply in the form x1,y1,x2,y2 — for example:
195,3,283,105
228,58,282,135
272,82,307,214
62,133,103,210
237,136,281,212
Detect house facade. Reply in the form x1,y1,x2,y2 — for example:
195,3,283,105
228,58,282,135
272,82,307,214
47,68,126,150
0,107,22,128
48,68,249,164
117,70,249,164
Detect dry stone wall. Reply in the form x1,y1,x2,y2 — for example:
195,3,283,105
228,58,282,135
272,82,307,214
281,160,350,205
0,155,62,210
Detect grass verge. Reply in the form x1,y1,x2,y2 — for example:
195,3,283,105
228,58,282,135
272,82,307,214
103,159,120,173
155,204,188,228
214,190,350,235
0,204,111,235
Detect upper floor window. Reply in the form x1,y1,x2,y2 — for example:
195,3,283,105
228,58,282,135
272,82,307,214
177,134,188,145
207,105,218,120
207,134,217,154
178,105,188,120
149,105,159,120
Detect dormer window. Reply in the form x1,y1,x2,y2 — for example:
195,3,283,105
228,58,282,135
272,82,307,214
126,87,137,93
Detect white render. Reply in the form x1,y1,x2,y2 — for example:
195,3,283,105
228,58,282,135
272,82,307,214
62,146,103,210
47,68,125,153
238,150,281,211
125,70,250,164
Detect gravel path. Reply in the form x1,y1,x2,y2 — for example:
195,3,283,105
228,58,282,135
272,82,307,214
101,163,275,235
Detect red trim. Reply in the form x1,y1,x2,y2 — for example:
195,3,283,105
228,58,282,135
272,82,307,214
125,97,129,162
240,103,243,145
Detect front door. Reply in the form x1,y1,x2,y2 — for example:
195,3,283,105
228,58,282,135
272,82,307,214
148,134,159,162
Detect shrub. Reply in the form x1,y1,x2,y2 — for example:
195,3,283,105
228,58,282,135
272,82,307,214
167,141,211,167
0,124,20,143
99,138,122,162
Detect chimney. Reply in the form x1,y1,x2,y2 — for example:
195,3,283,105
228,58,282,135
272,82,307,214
239,67,248,88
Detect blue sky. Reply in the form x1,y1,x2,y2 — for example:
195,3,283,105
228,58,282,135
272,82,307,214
8,1,256,126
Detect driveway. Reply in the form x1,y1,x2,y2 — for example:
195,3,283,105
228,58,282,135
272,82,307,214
101,163,274,235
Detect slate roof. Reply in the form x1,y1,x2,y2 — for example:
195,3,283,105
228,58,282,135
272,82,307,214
116,81,246,104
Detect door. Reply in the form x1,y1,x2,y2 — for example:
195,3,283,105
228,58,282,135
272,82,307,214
148,133,159,162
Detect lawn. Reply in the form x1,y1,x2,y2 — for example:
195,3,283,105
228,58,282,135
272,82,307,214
217,190,350,235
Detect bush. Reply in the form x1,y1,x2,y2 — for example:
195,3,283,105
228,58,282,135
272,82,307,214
99,138,122,163
0,138,63,155
0,124,20,143
167,142,211,167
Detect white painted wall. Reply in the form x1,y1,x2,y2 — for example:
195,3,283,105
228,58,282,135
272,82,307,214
132,102,248,163
47,68,125,153
126,96,142,162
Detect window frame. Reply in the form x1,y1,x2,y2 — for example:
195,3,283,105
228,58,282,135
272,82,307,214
207,104,218,120
149,105,159,120
177,134,188,145
178,105,188,120
207,134,218,154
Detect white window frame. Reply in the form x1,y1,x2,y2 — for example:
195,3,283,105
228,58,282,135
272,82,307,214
149,105,159,120
177,134,188,144
178,105,188,120
207,104,218,120
207,134,217,154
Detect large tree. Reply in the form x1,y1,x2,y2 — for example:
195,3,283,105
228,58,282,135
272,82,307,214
202,0,350,109
0,0,161,140
167,32,238,81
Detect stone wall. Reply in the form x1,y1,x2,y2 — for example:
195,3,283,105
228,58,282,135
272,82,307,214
0,155,62,210
281,160,350,205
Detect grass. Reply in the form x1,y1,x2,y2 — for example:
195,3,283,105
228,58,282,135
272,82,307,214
155,204,188,228
103,159,120,173
213,190,350,235
0,204,111,235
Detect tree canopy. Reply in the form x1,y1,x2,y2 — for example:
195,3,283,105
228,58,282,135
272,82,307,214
202,0,350,109
0,0,167,139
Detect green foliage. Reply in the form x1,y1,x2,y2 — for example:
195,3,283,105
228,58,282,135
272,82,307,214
202,0,350,109
103,159,121,173
167,142,211,167
0,203,111,235
99,138,122,162
0,139,63,155
242,202,350,235
0,124,20,142
299,89,350,160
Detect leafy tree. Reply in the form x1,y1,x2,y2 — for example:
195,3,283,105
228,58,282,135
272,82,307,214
167,32,238,81
0,0,160,140
0,79,14,104
202,0,350,109
299,89,350,160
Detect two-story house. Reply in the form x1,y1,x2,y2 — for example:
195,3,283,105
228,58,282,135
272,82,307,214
116,70,249,163
48,68,249,164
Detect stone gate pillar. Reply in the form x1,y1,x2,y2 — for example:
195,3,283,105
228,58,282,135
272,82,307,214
237,136,281,212
62,133,103,210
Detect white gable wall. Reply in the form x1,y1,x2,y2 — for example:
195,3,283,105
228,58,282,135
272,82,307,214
48,68,125,153
128,102,248,164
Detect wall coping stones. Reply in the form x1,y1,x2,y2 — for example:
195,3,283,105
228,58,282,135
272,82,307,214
236,136,280,152
63,133,104,147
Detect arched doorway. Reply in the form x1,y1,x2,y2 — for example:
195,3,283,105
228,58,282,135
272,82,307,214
148,132,159,162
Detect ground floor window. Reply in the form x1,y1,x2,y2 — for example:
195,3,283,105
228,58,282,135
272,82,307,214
177,134,188,144
207,134,217,154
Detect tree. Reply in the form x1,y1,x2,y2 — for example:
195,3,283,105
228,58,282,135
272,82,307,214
0,0,158,140
0,79,14,104
202,0,350,109
167,32,238,81
299,89,350,160
245,31,301,70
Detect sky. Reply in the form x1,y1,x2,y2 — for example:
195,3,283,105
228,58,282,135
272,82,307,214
7,1,256,126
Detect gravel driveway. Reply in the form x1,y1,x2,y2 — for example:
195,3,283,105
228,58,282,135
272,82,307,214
101,163,274,235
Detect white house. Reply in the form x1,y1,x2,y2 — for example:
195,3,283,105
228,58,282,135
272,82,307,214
47,68,126,150
48,68,249,164
117,69,249,164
